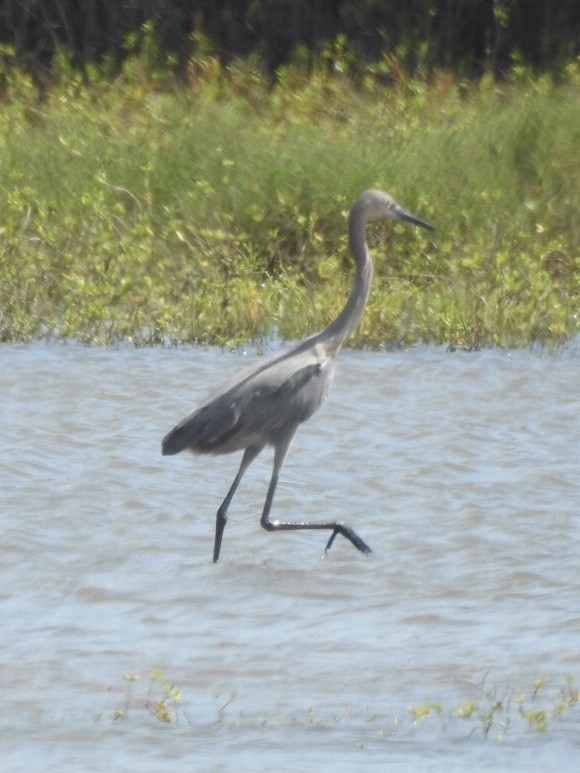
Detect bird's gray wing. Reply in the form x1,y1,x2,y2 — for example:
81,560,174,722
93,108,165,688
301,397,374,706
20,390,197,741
162,360,331,456
228,361,327,436
162,394,239,455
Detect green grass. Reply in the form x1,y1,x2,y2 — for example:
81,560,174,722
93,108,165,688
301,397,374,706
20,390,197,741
1,57,579,347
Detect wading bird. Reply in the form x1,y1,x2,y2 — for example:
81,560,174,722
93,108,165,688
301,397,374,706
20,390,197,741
162,189,434,562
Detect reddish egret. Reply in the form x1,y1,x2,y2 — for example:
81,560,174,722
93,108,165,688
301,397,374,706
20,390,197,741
162,189,434,562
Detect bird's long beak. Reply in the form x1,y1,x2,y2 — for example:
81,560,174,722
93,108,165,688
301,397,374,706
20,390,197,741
396,205,435,231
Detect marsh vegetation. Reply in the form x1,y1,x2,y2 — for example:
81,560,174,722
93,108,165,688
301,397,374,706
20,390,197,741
1,47,578,348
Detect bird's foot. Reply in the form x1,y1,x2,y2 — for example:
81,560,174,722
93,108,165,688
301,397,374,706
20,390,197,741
324,525,372,555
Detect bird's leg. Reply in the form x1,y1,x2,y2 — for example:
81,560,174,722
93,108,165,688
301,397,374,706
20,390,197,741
213,445,261,563
259,440,372,556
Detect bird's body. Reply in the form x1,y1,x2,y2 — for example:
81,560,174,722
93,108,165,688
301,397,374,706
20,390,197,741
162,189,434,562
162,337,333,457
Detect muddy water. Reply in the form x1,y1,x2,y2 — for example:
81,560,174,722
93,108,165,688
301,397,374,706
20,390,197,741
1,341,579,771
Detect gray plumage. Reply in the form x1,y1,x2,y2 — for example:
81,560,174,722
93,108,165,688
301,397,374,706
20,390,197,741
162,189,434,562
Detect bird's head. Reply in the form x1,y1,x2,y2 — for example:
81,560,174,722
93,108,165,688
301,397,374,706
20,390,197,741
355,189,435,231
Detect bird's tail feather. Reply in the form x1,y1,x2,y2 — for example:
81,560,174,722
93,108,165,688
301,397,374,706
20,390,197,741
162,421,199,455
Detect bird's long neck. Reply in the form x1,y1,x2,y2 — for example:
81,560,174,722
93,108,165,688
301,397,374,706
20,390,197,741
318,207,373,356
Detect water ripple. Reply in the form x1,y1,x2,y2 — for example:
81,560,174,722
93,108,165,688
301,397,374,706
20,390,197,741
1,341,580,769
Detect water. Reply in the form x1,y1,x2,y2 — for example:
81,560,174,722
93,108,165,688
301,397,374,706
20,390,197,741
1,341,579,771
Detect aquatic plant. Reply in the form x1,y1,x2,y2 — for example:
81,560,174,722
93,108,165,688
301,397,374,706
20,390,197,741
110,671,579,738
113,669,188,724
